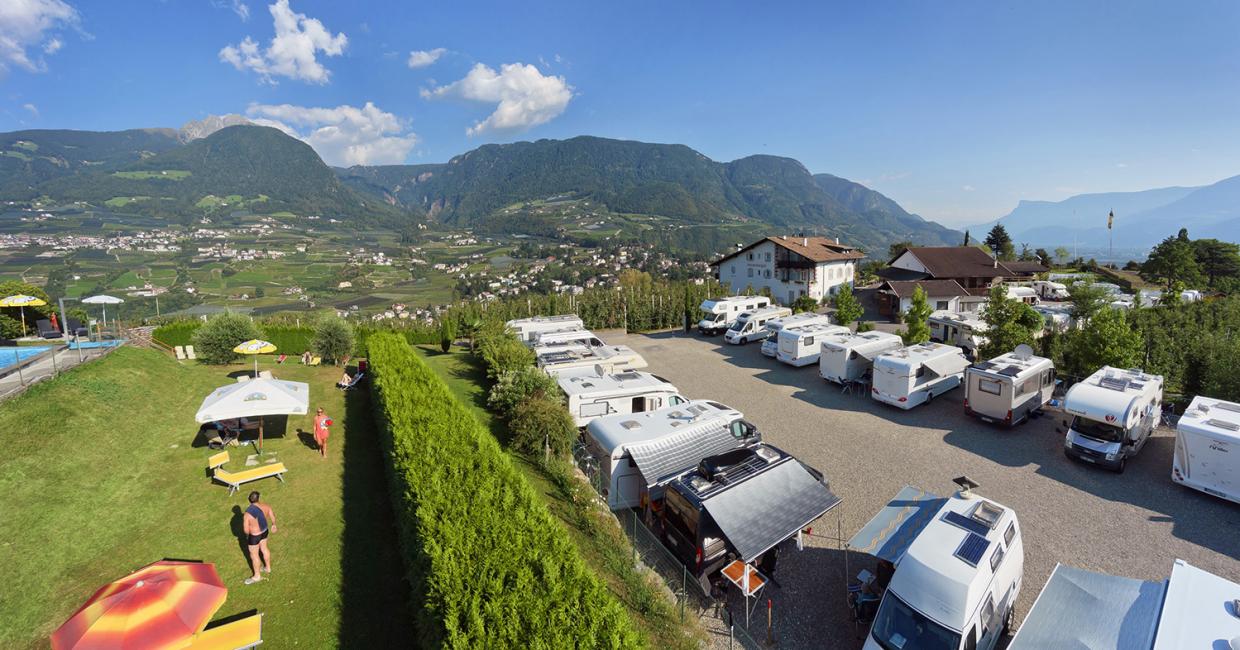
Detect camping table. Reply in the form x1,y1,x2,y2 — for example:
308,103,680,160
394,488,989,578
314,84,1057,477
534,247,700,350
721,560,766,627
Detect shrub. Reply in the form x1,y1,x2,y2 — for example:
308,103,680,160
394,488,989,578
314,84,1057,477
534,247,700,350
488,366,559,418
439,319,456,353
191,312,261,364
478,334,535,380
367,334,639,647
262,324,314,355
312,316,355,364
509,395,578,457
790,294,818,314
152,319,202,347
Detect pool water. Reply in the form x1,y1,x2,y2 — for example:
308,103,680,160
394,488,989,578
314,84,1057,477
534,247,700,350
0,346,51,369
68,340,124,350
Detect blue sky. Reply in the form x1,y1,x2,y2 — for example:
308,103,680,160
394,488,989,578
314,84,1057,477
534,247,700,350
2,0,1239,227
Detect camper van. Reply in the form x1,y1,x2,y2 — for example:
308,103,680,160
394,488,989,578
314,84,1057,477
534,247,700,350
1033,305,1072,333
776,322,849,366
661,444,841,594
557,367,687,428
1032,280,1070,301
537,344,648,376
583,400,760,511
819,331,904,384
698,296,771,335
964,346,1055,426
1171,395,1240,504
872,342,971,409
1006,286,1039,305
723,306,793,345
506,314,584,345
760,312,833,357
532,328,605,350
854,482,1024,650
1061,366,1164,473
928,311,988,358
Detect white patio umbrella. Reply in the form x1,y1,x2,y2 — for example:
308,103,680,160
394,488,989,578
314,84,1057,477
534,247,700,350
81,295,124,334
195,377,310,451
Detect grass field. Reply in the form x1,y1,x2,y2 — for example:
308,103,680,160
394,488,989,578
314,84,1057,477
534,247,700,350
112,170,192,180
413,345,702,649
0,348,413,648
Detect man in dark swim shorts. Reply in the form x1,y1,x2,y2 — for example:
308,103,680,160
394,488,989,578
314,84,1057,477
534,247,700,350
243,490,277,585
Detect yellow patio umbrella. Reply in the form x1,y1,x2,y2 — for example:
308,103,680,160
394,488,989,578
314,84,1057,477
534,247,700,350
0,294,47,337
234,339,276,377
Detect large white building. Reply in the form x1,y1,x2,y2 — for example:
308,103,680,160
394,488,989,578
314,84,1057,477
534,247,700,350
711,236,865,305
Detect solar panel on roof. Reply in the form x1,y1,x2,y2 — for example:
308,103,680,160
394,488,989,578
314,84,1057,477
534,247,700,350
998,365,1022,377
943,510,990,536
954,533,990,567
1099,376,1130,391
975,361,996,370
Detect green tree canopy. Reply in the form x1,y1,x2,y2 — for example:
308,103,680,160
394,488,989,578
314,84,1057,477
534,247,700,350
1142,229,1203,290
984,224,1016,261
978,284,1043,359
0,280,53,338
888,241,914,260
1067,280,1109,324
900,286,932,344
1054,247,1071,266
790,294,818,314
1063,307,1142,378
1191,238,1240,288
191,312,262,364
831,285,865,327
312,315,356,364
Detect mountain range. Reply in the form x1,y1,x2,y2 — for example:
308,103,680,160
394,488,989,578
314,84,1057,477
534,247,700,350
979,177,1240,248
0,122,962,252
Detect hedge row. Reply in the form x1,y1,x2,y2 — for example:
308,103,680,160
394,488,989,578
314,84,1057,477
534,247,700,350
367,333,640,648
153,319,440,355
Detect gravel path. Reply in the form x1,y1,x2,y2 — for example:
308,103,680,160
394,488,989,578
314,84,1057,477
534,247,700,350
613,330,1240,649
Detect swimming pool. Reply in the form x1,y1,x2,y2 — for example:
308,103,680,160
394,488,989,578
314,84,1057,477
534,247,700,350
0,346,52,370
68,340,125,350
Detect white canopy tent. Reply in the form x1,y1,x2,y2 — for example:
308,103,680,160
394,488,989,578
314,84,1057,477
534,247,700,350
195,377,310,450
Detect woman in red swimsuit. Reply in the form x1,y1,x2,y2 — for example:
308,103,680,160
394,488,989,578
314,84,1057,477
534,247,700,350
313,407,331,459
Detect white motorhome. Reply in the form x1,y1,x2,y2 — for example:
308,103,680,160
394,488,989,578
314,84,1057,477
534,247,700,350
698,296,771,335
1172,395,1240,504
928,311,988,358
1005,286,1039,305
723,305,793,345
854,482,1024,650
1061,366,1163,473
1033,305,1072,333
557,367,688,428
872,342,971,409
1032,280,1069,301
532,328,605,350
776,322,849,366
506,314,584,345
537,344,648,376
964,346,1055,426
760,312,833,357
583,400,760,510
819,331,904,384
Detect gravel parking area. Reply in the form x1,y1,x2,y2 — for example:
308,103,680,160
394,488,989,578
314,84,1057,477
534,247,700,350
613,330,1240,649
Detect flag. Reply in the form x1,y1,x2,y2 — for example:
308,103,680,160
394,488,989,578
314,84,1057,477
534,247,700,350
1108,210,1114,230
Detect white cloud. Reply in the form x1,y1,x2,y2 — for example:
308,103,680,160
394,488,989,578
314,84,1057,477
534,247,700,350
22,102,38,117
962,184,975,192
219,0,346,85
406,47,445,69
215,0,250,21
246,101,418,166
1115,162,1128,168
0,0,79,74
422,62,573,136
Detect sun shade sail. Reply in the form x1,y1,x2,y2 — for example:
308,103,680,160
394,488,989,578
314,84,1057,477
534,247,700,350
195,377,310,423
1008,564,1164,650
847,485,947,564
628,423,743,488
702,460,842,563
922,353,970,377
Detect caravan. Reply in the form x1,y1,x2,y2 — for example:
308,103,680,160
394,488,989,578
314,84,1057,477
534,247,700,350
819,331,904,384
698,296,771,335
928,311,988,358
583,400,760,511
1032,280,1070,301
872,342,971,409
532,328,605,350
724,305,793,345
1172,395,1240,504
1061,366,1163,473
760,312,833,357
506,314,584,345
557,368,687,428
963,346,1055,426
775,322,849,366
1005,286,1039,305
537,344,648,376
853,481,1024,650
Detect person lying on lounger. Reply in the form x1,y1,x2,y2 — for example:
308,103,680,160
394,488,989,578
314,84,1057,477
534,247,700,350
336,371,352,388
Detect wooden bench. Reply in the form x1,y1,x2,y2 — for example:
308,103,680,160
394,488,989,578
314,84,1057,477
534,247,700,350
208,452,287,496
186,612,263,649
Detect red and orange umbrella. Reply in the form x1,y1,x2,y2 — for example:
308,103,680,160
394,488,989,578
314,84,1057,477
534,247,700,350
51,560,227,650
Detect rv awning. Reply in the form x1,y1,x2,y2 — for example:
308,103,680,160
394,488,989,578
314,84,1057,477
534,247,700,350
856,346,886,362
702,460,842,563
628,424,741,488
1153,559,1240,649
1008,564,1165,650
846,485,946,565
922,353,970,377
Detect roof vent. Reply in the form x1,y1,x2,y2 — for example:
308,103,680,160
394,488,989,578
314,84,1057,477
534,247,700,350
1207,418,1240,432
620,420,641,430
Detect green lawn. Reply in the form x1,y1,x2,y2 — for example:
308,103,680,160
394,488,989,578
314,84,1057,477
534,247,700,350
112,170,191,180
0,348,412,648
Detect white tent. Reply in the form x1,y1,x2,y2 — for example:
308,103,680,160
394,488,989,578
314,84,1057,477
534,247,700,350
195,377,310,449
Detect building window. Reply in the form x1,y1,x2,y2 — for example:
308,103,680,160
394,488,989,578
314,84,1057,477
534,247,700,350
765,252,771,262
748,268,754,278
730,264,735,274
765,269,771,278
748,252,754,261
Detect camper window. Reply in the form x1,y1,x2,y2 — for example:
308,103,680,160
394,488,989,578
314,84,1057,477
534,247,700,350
978,378,1001,395
1004,521,1016,546
963,627,977,650
848,350,859,360
663,489,698,539
1019,378,1038,396
669,395,687,406
1041,369,1054,386
872,592,962,650
804,336,815,347
580,403,610,418
1071,416,1124,443
989,543,1005,572
728,420,753,439
915,366,926,379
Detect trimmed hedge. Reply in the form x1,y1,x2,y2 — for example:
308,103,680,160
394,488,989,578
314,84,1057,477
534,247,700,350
153,319,440,356
367,333,640,648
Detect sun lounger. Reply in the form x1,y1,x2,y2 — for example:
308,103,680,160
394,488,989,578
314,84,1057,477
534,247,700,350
258,370,273,379
208,451,286,496
186,345,197,360
309,356,322,366
339,372,365,390
176,346,187,360
37,319,61,339
276,354,287,364
235,375,250,383
186,611,263,649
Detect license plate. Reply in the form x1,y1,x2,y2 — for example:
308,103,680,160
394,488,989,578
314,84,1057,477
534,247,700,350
1080,455,1096,463
980,416,994,423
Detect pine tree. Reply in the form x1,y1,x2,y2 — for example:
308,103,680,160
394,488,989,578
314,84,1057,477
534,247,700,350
900,286,932,344
832,285,865,328
984,225,1016,261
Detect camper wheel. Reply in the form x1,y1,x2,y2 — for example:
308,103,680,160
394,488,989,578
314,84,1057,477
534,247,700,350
739,336,748,345
1115,457,1127,474
1002,606,1015,635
